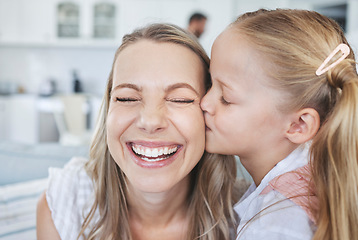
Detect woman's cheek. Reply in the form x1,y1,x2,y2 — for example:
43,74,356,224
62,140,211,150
168,106,205,136
106,107,135,136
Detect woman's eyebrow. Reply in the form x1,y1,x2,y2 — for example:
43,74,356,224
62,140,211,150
165,83,199,96
112,83,142,93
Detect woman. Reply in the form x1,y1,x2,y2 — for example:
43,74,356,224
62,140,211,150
37,23,240,240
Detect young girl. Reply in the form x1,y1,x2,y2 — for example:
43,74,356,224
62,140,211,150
37,23,240,240
201,9,358,240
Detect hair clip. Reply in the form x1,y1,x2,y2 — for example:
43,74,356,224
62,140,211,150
315,43,350,76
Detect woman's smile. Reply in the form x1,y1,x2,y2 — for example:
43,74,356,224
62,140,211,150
127,141,183,168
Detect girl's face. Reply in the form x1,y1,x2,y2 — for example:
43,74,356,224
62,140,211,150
107,40,206,193
201,28,289,160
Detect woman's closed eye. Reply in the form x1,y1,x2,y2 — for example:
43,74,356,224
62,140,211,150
116,97,139,102
167,98,195,104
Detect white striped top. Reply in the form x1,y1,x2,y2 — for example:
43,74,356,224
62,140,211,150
234,144,315,239
46,157,98,240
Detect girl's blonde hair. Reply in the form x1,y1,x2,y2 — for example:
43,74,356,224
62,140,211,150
233,9,358,240
79,23,239,240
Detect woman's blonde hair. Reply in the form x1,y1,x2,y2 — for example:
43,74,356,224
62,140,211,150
233,9,358,240
79,23,239,240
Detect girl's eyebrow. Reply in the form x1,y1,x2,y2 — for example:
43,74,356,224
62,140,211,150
209,68,233,91
165,83,200,96
217,78,233,91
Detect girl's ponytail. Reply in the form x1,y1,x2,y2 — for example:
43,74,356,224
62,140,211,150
311,59,358,240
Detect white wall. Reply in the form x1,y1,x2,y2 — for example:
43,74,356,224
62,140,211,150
346,0,358,55
0,0,235,96
0,46,115,95
0,0,356,97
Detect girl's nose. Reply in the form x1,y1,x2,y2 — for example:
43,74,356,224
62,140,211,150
200,88,215,115
136,104,168,134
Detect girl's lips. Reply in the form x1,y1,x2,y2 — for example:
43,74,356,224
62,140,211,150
205,125,211,131
126,142,183,168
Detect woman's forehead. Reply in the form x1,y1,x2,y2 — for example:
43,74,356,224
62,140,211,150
112,40,206,94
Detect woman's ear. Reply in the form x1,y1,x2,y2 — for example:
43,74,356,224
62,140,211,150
285,108,320,144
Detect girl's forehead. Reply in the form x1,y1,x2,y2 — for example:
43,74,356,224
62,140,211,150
211,28,279,95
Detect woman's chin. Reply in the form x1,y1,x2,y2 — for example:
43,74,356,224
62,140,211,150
128,176,188,195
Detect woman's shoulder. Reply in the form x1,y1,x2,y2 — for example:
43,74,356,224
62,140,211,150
46,157,93,203
46,157,95,240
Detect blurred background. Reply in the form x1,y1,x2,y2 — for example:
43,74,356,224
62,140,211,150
0,0,357,145
0,2,357,238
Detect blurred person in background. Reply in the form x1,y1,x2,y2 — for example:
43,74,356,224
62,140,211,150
187,12,207,38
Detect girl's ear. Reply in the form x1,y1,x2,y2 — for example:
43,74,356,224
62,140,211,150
285,108,320,144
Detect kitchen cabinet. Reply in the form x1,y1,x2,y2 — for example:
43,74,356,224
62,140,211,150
0,95,38,144
0,0,119,48
53,0,118,44
7,95,39,144
57,2,81,38
0,97,9,141
0,95,52,144
0,0,53,44
0,94,101,144
0,0,21,43
93,2,117,39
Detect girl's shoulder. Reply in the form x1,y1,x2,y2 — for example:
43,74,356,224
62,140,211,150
237,188,316,239
46,157,95,240
262,164,318,224
235,165,317,239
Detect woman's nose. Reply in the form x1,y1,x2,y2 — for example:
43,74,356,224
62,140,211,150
136,104,168,134
200,89,215,115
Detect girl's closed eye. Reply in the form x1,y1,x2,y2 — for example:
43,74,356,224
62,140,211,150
220,96,231,105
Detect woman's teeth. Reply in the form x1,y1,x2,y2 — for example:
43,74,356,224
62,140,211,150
131,144,178,162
